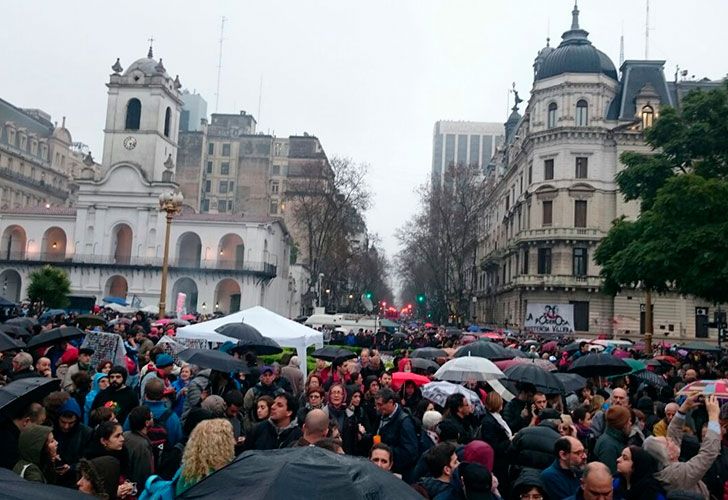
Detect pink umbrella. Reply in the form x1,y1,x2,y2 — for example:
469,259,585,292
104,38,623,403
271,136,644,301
482,332,504,340
495,357,557,372
542,341,558,352
612,349,631,359
181,314,196,321
153,318,174,326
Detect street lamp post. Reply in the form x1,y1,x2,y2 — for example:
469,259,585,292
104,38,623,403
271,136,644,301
158,191,184,318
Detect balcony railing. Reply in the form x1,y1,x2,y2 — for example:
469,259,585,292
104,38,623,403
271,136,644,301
514,227,604,242
0,252,277,278
511,274,602,288
0,166,69,199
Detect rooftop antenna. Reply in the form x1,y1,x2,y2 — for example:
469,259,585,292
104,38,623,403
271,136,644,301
257,75,263,126
645,0,650,59
215,16,226,112
619,22,625,66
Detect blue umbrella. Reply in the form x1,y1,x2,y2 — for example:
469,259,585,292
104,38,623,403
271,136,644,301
467,324,481,332
39,309,67,321
102,296,129,306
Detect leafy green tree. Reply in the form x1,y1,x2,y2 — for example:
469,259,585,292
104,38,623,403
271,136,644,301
596,81,728,304
27,265,71,309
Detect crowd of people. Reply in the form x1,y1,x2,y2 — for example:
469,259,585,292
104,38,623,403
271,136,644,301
0,309,727,499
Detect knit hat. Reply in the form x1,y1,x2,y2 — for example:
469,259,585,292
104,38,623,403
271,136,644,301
462,440,495,472
201,395,227,416
422,410,443,430
606,405,631,430
155,353,174,368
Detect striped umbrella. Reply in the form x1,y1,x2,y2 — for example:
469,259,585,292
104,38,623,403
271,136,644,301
677,379,728,398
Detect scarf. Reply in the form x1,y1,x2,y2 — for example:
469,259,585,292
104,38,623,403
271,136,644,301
490,411,513,439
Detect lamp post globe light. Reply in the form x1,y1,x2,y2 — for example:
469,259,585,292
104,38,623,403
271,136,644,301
158,191,184,318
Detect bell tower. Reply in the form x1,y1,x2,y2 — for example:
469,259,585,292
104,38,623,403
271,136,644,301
101,45,184,182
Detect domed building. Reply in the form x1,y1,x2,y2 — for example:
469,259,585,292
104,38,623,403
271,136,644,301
475,3,725,340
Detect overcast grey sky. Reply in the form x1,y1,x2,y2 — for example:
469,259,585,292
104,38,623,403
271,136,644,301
2,1,726,269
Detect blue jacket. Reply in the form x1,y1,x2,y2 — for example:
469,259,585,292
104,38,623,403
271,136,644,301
540,459,581,500
84,373,108,425
123,400,182,446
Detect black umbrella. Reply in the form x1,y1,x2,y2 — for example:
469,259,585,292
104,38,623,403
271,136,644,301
0,378,60,419
554,372,588,393
311,346,357,362
5,317,36,330
506,347,529,359
504,364,565,394
0,466,89,499
179,447,422,500
633,370,668,388
0,324,31,339
0,331,24,352
25,326,85,351
215,322,283,355
231,336,283,356
411,357,440,372
681,341,722,353
455,340,514,361
444,327,462,337
568,352,631,378
178,348,249,373
75,314,106,329
411,347,447,359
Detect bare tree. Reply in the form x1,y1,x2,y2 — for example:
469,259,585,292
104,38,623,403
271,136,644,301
396,163,488,324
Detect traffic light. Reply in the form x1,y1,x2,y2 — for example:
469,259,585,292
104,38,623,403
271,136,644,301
365,291,373,300
416,294,426,304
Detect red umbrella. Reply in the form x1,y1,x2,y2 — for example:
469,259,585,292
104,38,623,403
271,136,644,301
391,372,431,391
654,355,680,366
424,322,434,328
612,349,631,359
482,332,504,340
181,314,196,321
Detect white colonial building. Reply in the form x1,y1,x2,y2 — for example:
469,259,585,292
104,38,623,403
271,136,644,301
474,4,725,340
0,47,305,317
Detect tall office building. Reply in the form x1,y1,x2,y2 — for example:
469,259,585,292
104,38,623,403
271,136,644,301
431,121,504,186
180,90,208,132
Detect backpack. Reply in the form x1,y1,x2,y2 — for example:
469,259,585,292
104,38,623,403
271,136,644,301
139,467,181,500
148,408,174,468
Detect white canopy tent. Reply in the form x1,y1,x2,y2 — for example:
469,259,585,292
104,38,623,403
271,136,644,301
176,306,324,378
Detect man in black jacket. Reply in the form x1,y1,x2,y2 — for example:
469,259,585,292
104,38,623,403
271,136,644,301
508,408,561,480
0,402,34,469
244,393,302,450
442,393,476,444
54,397,92,487
91,366,139,425
374,388,419,483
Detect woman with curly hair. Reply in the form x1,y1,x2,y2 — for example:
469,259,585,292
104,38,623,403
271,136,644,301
176,418,235,495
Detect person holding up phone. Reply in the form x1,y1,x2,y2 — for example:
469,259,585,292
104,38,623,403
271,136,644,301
643,394,721,498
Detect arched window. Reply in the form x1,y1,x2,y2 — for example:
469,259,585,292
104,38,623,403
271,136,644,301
641,105,654,129
576,99,588,126
164,107,172,137
125,98,141,130
547,102,557,129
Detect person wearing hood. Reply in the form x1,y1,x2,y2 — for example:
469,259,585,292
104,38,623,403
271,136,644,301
85,372,109,425
244,393,302,450
54,397,92,487
13,424,59,483
459,462,497,500
77,456,121,499
91,366,139,426
61,347,94,392
508,408,562,478
510,468,548,500
280,355,304,397
462,440,502,498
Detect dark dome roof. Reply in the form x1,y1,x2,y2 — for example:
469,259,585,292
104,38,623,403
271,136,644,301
535,5,617,82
